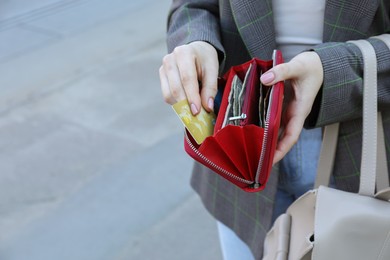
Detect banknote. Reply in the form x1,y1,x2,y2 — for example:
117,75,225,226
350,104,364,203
222,75,238,127
232,74,243,125
172,99,216,144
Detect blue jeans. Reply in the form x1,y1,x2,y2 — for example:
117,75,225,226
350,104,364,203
271,127,322,221
217,128,322,259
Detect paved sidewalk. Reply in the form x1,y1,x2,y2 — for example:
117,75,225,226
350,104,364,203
0,1,222,259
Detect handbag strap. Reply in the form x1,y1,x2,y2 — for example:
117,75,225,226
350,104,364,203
315,38,389,197
352,39,378,196
315,123,339,188
376,113,389,191
315,116,388,192
372,34,390,191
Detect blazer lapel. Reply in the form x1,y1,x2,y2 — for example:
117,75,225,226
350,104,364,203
229,0,276,59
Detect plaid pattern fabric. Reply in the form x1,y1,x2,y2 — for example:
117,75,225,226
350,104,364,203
166,0,390,259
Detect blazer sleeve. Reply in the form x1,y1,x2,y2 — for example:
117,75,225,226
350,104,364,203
305,36,390,128
166,0,225,57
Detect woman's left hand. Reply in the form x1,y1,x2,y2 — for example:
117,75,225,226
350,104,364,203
260,51,324,164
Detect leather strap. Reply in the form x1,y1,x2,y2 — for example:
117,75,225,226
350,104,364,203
314,123,339,188
372,34,390,190
376,113,389,190
352,39,378,196
315,38,390,197
315,110,388,192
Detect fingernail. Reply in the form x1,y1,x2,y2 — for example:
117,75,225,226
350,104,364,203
208,98,214,111
261,72,275,84
191,103,199,115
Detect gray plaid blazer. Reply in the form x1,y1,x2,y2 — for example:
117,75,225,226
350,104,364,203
167,0,390,258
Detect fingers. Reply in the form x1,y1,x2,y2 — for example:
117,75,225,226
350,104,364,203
260,61,301,86
175,47,202,114
260,51,321,87
273,114,305,165
261,60,304,164
159,47,200,114
159,41,219,115
161,53,188,100
199,58,218,112
159,65,175,105
261,52,324,163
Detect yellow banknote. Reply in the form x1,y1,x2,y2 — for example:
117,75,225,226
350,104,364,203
172,99,216,144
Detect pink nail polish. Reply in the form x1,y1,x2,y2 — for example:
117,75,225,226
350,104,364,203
261,72,275,84
208,98,214,111
191,103,199,115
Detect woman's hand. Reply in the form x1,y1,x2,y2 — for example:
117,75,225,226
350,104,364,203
159,41,219,114
260,51,324,164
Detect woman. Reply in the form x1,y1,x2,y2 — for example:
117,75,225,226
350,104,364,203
159,0,390,259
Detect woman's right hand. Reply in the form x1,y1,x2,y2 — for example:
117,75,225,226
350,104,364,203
159,41,219,115
260,51,324,164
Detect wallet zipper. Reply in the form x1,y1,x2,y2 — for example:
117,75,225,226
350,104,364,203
253,50,279,189
185,133,254,185
253,90,273,189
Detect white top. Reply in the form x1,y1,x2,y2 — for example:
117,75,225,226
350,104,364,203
273,0,326,61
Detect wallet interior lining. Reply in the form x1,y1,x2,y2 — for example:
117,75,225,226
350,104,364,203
221,63,273,129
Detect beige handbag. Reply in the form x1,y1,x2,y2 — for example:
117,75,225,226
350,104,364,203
263,35,390,260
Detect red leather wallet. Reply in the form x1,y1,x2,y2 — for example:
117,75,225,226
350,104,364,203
184,50,284,192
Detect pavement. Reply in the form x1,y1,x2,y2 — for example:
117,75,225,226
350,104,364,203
0,1,222,259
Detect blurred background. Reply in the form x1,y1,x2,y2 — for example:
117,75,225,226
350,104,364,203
0,0,222,259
